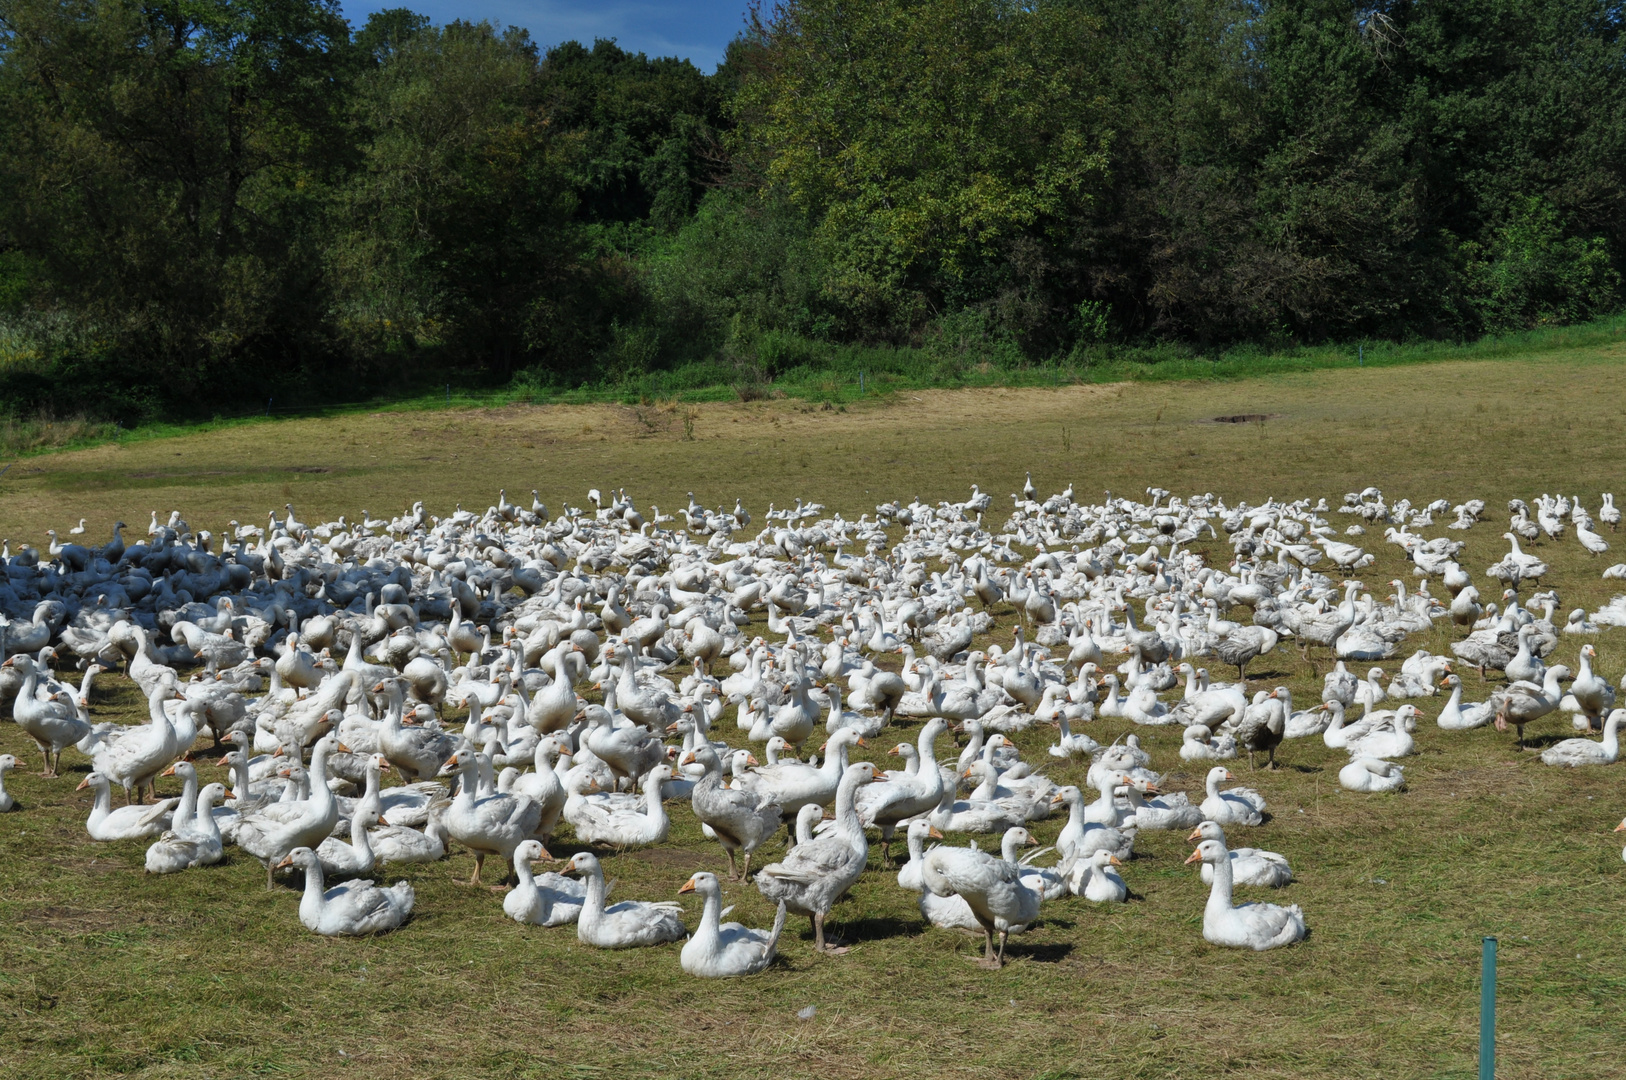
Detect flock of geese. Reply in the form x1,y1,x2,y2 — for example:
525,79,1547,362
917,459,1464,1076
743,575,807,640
2,481,1624,972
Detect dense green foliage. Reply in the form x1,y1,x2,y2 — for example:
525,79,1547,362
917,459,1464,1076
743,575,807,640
1,0,1624,421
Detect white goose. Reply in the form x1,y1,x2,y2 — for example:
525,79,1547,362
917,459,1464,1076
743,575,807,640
1199,767,1265,827
78,771,176,842
1188,821,1292,888
276,847,415,936
1186,838,1305,950
1540,709,1625,767
678,872,787,977
920,825,1043,968
503,839,591,926
1339,757,1406,792
569,763,673,847
563,851,686,949
1435,675,1495,730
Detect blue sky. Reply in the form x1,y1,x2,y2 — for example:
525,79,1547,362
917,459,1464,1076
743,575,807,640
342,1,750,70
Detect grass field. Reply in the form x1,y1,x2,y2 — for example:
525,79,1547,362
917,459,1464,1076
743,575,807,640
3,347,1626,1079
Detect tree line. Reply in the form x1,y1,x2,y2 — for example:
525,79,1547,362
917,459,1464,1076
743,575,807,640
1,0,1623,421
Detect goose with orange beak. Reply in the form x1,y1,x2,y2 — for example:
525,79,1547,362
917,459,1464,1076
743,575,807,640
1186,840,1305,951
678,871,786,977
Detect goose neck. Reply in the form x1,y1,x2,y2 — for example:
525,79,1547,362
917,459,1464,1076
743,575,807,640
1205,846,1235,913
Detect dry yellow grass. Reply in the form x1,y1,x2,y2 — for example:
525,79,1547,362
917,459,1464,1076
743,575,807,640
1,351,1625,1080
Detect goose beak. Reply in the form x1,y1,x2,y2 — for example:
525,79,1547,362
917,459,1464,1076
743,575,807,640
855,737,867,747
1222,770,1235,781
276,855,295,869
929,827,945,839
377,815,388,826
1184,849,1203,865
1050,792,1064,805
272,747,285,758
679,751,696,766
337,743,352,754
678,877,697,895
161,764,177,777
1615,821,1626,833
215,755,232,766
76,777,91,791
1186,827,1203,841
1108,856,1123,867
746,754,759,766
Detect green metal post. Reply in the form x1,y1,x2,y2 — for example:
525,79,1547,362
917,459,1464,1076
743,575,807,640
1480,936,1497,1080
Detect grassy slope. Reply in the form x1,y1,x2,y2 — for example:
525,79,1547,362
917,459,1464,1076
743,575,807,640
2,347,1626,1079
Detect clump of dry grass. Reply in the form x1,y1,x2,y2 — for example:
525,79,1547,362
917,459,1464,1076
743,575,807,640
1,352,1626,1079
0,413,118,458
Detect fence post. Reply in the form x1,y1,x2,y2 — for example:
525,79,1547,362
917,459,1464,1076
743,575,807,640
859,371,865,395
1359,344,1364,366
1480,936,1497,1080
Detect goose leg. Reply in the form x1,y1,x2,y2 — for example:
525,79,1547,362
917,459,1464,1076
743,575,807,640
812,912,826,951
976,921,1001,969
469,853,486,886
725,848,739,880
265,860,275,890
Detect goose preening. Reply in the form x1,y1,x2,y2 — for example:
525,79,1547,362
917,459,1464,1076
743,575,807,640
921,825,1043,968
1339,757,1407,793
1186,838,1306,950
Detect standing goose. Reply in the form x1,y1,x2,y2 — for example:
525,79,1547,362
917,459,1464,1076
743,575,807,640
685,744,783,880
5,657,91,778
920,825,1043,968
678,872,787,977
756,761,883,953
437,748,543,887
855,717,949,866
233,733,344,889
1492,664,1571,748
1185,838,1305,950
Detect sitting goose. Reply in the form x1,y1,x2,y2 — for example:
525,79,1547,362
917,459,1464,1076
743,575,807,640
1339,757,1406,793
77,771,177,842
678,872,787,977
1436,675,1496,730
1199,767,1266,827
1185,838,1305,950
1539,709,1625,767
1188,821,1292,888
503,839,593,927
144,783,227,873
315,801,382,877
276,847,416,936
564,851,686,949
570,763,674,847
1069,849,1128,903
1343,705,1419,759
1180,724,1238,761
0,754,17,812
756,761,882,953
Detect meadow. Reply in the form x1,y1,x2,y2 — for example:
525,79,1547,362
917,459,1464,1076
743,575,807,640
2,343,1626,1079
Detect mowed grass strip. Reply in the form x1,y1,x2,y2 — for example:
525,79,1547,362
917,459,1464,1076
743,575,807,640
2,354,1625,1079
